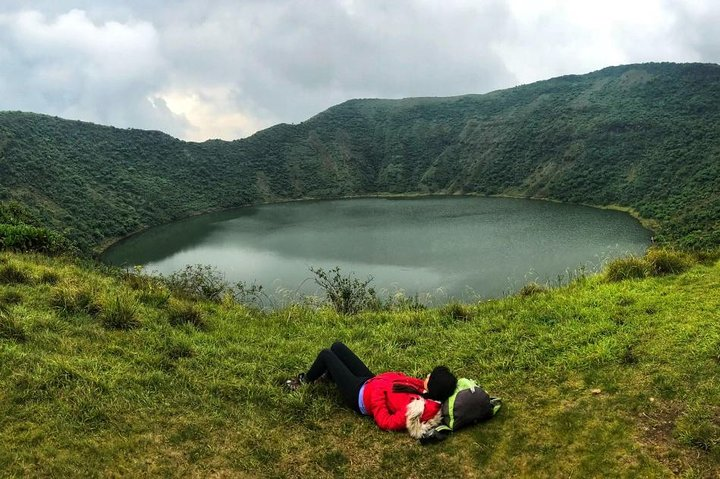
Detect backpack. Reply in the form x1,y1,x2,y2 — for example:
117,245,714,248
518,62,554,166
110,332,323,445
420,378,501,444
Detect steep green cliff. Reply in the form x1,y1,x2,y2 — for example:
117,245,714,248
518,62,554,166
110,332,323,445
1,62,718,250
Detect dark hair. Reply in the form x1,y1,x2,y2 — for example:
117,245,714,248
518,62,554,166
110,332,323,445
391,366,458,401
426,366,457,401
392,383,424,395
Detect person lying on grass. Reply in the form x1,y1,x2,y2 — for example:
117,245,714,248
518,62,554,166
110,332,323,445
286,341,457,439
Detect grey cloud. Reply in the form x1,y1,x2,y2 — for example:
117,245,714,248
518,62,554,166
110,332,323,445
0,8,189,137
666,1,720,62
153,0,516,125
1,1,719,140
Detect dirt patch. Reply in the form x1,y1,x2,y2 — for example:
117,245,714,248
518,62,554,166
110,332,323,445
636,401,718,478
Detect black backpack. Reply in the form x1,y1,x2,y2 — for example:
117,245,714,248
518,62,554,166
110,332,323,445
420,378,501,444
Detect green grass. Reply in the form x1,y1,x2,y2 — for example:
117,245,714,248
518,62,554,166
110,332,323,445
0,251,719,477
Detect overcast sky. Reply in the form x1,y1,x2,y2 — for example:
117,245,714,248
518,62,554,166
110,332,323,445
1,1,718,141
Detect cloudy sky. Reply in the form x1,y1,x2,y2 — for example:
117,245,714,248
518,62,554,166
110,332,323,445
1,1,718,141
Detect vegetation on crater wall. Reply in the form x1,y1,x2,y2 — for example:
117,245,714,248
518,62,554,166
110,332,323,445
0,62,718,252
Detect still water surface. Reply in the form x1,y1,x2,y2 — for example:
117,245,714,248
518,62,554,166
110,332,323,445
103,197,651,303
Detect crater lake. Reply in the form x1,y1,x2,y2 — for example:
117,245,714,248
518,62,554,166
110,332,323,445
102,197,651,304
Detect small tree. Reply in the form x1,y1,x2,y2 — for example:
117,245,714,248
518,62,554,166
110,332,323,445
310,266,378,315
163,264,227,302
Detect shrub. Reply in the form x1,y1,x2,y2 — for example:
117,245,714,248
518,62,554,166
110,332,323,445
518,282,548,297
233,280,267,308
0,306,27,342
605,256,650,282
310,266,378,315
645,248,694,276
51,282,101,316
166,299,206,330
0,201,40,226
0,223,73,255
0,263,31,285
163,265,227,302
101,296,140,330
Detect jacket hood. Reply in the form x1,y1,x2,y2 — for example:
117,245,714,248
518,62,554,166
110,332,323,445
405,398,442,439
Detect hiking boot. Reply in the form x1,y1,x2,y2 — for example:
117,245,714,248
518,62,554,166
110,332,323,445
285,373,306,391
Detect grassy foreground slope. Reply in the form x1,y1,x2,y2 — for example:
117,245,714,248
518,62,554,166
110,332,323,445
1,251,718,477
1,62,719,251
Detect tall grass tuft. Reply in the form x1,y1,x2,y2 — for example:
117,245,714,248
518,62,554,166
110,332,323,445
50,282,101,316
166,299,206,330
1,290,23,305
645,248,694,276
0,263,31,284
0,305,27,342
101,296,140,330
442,302,473,322
518,282,548,297
38,270,60,285
675,404,720,453
605,256,650,282
121,266,170,307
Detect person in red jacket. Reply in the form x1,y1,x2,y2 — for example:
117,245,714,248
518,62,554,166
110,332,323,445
285,342,457,439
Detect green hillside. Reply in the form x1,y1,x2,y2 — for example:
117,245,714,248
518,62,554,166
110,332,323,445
1,61,719,478
1,251,718,477
1,62,719,252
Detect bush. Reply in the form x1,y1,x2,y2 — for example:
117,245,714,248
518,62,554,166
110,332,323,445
310,266,378,315
645,248,694,276
518,282,548,297
101,296,140,330
605,256,651,282
232,280,267,308
0,223,73,255
50,282,101,316
0,263,31,284
163,265,228,302
0,201,40,226
0,306,27,342
166,299,206,330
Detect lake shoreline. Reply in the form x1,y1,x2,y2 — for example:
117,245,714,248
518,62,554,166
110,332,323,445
101,196,652,303
98,192,656,258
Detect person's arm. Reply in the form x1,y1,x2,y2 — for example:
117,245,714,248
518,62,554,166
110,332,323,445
406,377,425,391
371,392,408,431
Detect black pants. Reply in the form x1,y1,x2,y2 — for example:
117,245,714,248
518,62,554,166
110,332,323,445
306,342,374,413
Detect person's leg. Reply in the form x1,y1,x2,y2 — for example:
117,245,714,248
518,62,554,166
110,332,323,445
305,349,366,411
330,341,374,377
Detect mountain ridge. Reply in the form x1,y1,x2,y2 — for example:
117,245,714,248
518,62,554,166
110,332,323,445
1,61,718,251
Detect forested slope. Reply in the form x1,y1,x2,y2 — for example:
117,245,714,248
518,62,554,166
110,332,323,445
1,62,718,251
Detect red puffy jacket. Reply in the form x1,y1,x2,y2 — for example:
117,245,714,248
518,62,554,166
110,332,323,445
362,372,442,438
